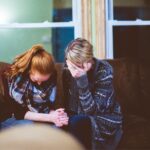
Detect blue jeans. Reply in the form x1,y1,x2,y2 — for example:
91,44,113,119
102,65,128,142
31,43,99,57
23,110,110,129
0,116,33,130
95,129,123,150
67,115,92,150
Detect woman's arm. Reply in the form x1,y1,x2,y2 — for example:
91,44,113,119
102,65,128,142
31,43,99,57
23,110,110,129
24,108,68,127
24,111,52,122
75,61,114,115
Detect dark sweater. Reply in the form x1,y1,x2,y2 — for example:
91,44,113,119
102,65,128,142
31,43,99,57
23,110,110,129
63,58,123,142
1,72,28,120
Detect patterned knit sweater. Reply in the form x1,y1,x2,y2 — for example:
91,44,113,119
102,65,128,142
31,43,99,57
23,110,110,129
63,58,123,145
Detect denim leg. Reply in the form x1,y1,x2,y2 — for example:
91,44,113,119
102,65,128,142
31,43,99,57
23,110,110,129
1,117,33,130
103,129,123,150
95,129,123,150
68,115,92,150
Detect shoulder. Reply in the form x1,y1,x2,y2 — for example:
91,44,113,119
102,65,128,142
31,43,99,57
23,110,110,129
8,73,28,87
95,59,113,73
94,58,113,80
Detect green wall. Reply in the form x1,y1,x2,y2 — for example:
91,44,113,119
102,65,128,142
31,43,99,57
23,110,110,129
0,0,53,63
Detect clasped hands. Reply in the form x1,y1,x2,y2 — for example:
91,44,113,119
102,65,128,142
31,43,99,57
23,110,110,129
49,108,69,127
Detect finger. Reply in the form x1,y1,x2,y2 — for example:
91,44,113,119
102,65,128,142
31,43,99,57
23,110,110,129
68,61,82,70
59,118,69,122
56,108,65,111
58,116,69,120
67,60,77,68
63,121,69,125
56,108,65,113
63,120,69,125
55,120,63,127
57,111,66,116
59,120,68,125
59,112,68,117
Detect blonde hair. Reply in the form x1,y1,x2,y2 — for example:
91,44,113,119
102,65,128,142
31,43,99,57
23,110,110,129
7,45,55,78
65,38,93,66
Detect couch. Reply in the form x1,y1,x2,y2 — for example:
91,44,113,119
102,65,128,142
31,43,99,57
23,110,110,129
0,58,150,149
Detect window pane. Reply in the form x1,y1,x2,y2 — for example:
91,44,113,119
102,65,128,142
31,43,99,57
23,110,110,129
113,26,150,59
0,28,74,63
52,27,74,62
53,0,72,22
114,0,150,20
0,0,72,24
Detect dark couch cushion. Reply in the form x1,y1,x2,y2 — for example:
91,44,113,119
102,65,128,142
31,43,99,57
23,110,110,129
0,93,13,122
54,63,65,109
108,59,141,116
139,59,150,118
0,62,10,95
118,115,150,149
0,62,13,121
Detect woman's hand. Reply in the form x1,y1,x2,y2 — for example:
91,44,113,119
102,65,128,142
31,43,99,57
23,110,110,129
66,60,91,78
48,108,69,127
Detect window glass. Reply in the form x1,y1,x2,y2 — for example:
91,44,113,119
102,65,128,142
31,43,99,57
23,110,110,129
114,0,150,20
52,27,74,62
0,28,74,63
0,0,72,24
53,0,72,22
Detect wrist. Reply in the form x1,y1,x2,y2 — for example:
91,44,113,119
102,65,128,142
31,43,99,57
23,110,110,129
24,111,52,122
38,113,56,123
75,74,88,88
47,112,55,123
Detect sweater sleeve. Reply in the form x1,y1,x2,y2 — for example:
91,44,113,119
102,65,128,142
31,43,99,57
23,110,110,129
2,73,28,120
75,61,114,115
62,68,70,114
13,100,29,119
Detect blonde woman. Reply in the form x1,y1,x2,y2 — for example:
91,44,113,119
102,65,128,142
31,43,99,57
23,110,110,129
63,38,123,149
1,45,68,129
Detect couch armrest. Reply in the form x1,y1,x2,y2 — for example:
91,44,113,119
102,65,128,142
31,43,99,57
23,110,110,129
0,62,10,96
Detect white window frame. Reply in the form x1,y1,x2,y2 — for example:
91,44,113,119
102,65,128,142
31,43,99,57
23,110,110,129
106,0,150,58
0,0,82,38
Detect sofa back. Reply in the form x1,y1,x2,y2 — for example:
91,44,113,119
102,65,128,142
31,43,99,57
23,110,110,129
0,62,10,96
0,59,150,118
108,58,150,118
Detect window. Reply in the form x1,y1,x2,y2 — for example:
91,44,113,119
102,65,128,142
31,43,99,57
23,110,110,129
0,0,81,62
106,0,150,59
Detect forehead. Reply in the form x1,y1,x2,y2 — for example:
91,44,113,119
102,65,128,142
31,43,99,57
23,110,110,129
31,71,50,79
